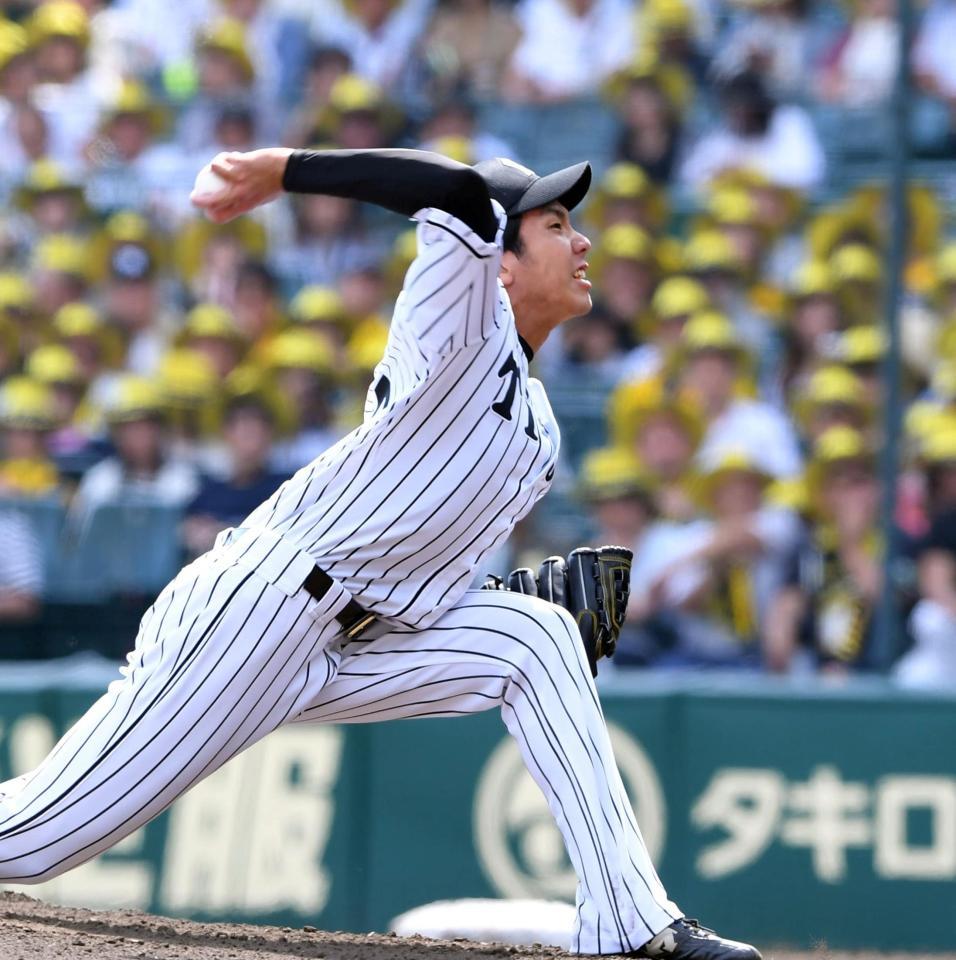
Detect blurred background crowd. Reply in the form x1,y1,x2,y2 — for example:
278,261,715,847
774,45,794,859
0,0,954,683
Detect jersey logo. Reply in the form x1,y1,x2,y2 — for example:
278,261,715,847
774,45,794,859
491,355,537,440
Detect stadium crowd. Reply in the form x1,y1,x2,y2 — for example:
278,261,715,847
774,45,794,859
0,0,955,683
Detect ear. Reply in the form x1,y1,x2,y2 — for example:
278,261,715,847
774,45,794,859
499,250,518,289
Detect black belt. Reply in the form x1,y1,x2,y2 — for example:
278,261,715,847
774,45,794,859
303,565,378,640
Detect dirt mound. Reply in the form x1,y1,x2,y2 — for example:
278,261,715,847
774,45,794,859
0,892,933,960
0,892,564,960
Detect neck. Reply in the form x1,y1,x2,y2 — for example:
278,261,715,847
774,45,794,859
514,312,559,353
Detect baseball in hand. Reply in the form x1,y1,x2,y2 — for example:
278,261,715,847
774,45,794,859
192,164,230,201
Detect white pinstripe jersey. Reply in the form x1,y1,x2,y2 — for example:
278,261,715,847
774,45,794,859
241,201,561,628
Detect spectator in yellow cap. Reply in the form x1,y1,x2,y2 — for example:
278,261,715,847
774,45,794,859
30,233,89,318
683,228,775,363
620,275,710,384
677,311,802,477
71,375,199,524
795,364,871,446
25,342,94,474
609,54,687,182
577,445,678,666
288,284,351,364
177,19,256,155
52,302,122,394
0,19,35,107
0,377,60,498
156,349,221,463
778,260,842,400
831,324,886,408
178,303,246,380
895,426,956,688
266,329,343,471
585,161,667,233
607,377,702,521
766,426,905,673
589,223,658,338
644,448,801,667
14,159,88,238
830,241,884,327
27,1,99,167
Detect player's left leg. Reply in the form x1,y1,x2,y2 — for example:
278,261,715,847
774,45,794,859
293,589,684,956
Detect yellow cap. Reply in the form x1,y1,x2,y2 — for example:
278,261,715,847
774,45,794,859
607,376,704,449
906,401,951,444
680,310,745,356
430,135,475,166
766,475,810,514
789,260,835,299
101,374,165,424
932,361,956,402
651,276,709,319
158,349,218,407
707,187,759,227
0,19,29,72
0,377,57,429
579,446,655,502
102,79,165,133
181,303,243,342
289,285,347,325
196,18,254,82
27,0,89,47
922,427,956,465
799,365,866,418
684,230,741,274
347,318,389,372
830,243,882,285
53,302,123,366
267,329,335,374
0,272,34,311
329,73,384,115
25,343,84,385
52,301,102,338
594,224,655,272
16,159,84,207
835,325,886,366
811,424,873,468
32,233,88,277
695,449,771,503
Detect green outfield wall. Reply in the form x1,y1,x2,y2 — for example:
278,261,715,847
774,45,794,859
1,669,955,951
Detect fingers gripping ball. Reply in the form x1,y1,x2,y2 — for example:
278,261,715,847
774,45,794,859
192,164,230,204
482,547,633,676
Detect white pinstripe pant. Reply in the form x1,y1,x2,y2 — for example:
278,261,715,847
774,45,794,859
0,543,680,954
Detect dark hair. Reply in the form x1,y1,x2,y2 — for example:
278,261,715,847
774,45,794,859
503,215,523,256
224,393,275,426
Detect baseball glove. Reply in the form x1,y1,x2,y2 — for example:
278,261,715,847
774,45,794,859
482,546,634,676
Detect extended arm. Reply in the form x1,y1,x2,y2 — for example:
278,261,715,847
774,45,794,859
191,147,497,241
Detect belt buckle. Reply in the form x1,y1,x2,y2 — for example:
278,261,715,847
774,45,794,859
344,612,377,640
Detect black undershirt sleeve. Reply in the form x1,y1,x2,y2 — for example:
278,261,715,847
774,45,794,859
282,148,498,243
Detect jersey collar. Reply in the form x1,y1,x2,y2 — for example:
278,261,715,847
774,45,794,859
517,334,534,361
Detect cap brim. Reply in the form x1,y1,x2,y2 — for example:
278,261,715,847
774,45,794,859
512,161,592,215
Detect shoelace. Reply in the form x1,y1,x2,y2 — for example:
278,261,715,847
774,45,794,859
678,919,717,937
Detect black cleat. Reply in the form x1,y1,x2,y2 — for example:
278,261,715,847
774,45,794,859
632,919,762,960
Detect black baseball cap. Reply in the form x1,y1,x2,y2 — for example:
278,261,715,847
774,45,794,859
472,157,592,216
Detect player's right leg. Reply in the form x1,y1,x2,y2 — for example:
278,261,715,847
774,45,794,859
292,589,761,960
0,550,343,884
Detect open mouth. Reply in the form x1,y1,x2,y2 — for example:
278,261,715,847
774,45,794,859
573,265,591,287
